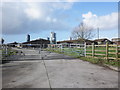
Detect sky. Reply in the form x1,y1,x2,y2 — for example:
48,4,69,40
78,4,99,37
1,1,119,43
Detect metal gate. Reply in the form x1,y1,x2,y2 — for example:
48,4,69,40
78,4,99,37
1,44,49,63
47,43,86,57
1,43,86,64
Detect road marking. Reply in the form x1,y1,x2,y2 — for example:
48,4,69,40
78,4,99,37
43,59,52,89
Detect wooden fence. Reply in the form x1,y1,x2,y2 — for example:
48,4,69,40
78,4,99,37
86,43,120,60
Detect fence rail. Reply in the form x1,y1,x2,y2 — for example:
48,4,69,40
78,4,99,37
1,43,120,61
86,43,120,60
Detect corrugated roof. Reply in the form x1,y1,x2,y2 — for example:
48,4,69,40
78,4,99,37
22,38,49,44
57,39,93,43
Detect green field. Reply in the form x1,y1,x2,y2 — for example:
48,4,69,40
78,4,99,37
47,47,85,57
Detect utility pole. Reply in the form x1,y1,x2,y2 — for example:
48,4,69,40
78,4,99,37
97,27,99,39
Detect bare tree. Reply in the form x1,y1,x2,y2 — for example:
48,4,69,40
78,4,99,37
72,22,94,40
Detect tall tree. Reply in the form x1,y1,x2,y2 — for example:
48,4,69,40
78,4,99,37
72,22,94,40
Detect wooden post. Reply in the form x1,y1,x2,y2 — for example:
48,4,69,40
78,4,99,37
92,43,94,57
106,42,109,61
116,44,118,60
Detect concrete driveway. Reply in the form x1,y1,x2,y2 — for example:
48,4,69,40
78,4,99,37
2,48,118,88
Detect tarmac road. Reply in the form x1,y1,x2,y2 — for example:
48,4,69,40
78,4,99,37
2,48,118,88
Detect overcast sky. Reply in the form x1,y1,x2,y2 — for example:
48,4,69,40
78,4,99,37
1,1,118,43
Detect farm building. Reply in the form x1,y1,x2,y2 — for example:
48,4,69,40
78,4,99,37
7,42,19,47
94,38,113,45
22,38,50,48
112,38,120,45
6,38,50,48
57,39,95,45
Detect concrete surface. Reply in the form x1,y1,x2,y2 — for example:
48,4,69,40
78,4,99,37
1,48,118,88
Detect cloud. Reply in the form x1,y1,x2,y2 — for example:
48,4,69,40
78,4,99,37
24,8,42,19
2,2,73,35
46,16,57,22
82,11,118,30
2,0,79,2
50,2,73,10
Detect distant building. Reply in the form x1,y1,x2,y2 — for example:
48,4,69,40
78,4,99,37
22,38,50,48
69,37,72,40
50,32,56,44
94,38,113,45
57,39,95,45
112,38,120,45
47,37,50,41
7,42,19,47
27,34,30,42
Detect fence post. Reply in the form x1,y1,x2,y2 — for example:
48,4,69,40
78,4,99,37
49,44,50,50
39,45,41,54
106,42,109,61
43,44,44,49
53,44,55,51
61,44,63,52
92,43,94,57
84,42,86,57
5,46,8,55
116,44,118,60
54,44,55,51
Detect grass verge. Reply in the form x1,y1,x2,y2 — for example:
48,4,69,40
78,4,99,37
1,48,17,60
46,48,120,68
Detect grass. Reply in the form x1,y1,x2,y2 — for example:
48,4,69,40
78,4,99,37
1,48,17,60
46,47,120,67
46,47,84,57
79,57,119,67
